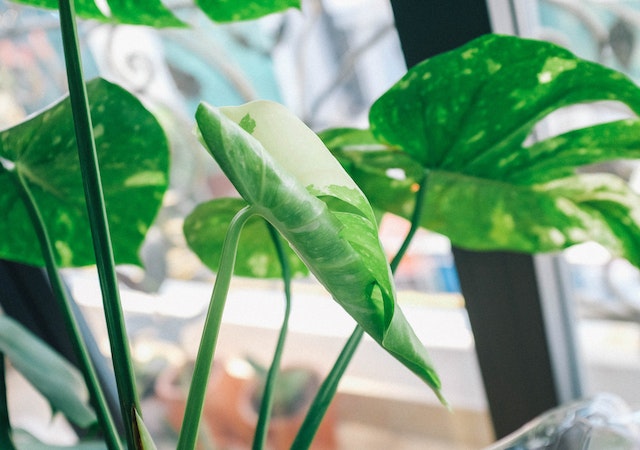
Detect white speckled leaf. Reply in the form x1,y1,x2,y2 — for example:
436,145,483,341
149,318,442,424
193,100,442,399
0,78,169,267
328,34,640,266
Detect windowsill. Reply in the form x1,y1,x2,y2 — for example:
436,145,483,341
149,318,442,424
64,269,640,447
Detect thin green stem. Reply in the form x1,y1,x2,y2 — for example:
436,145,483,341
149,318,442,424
10,169,121,450
252,224,293,450
390,171,430,272
177,206,256,450
290,326,364,450
57,1,139,448
0,354,16,450
292,171,431,449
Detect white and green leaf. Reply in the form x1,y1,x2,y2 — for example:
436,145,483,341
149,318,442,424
0,78,169,268
191,100,442,398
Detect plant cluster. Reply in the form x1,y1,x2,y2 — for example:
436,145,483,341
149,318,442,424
2,1,640,449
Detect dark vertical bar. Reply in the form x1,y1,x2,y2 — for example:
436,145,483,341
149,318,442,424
452,249,558,438
388,0,561,438
390,0,492,67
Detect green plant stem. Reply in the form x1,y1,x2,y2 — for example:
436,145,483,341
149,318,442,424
290,325,364,450
252,224,293,450
292,171,430,449
10,170,121,450
389,171,430,273
177,206,256,450
57,1,139,448
0,354,16,450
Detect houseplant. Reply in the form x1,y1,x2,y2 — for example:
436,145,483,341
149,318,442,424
2,1,640,450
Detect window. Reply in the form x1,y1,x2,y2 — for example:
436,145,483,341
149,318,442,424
0,1,492,448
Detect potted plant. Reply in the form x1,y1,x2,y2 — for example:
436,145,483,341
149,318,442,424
2,1,640,449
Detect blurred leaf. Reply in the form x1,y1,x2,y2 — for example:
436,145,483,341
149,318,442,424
194,100,443,400
0,315,96,428
610,19,635,69
184,197,308,279
195,0,300,23
0,78,169,268
9,0,299,26
14,429,107,449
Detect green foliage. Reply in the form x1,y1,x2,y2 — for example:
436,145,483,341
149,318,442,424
0,315,96,428
0,78,169,268
184,197,309,278
324,34,640,267
9,0,300,26
195,0,301,23
192,100,442,398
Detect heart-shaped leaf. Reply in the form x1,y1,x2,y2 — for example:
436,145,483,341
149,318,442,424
0,315,96,428
9,0,299,26
0,78,169,268
193,100,442,399
184,197,309,278
327,34,640,266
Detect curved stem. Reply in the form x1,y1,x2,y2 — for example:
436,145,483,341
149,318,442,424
58,1,139,448
389,170,430,273
177,206,256,450
290,326,364,450
10,170,121,450
252,224,293,450
292,171,431,449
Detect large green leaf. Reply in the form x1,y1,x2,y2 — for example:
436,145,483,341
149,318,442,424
0,315,96,428
193,100,442,399
184,197,308,278
0,78,169,267
9,0,299,26
326,34,640,266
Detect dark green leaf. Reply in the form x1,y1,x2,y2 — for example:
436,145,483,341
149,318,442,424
419,171,640,261
195,100,443,400
196,0,300,23
508,120,640,184
9,0,183,26
370,34,640,172
184,197,308,278
0,78,169,268
358,34,640,264
0,315,96,428
10,0,105,20
104,0,185,27
9,0,299,26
